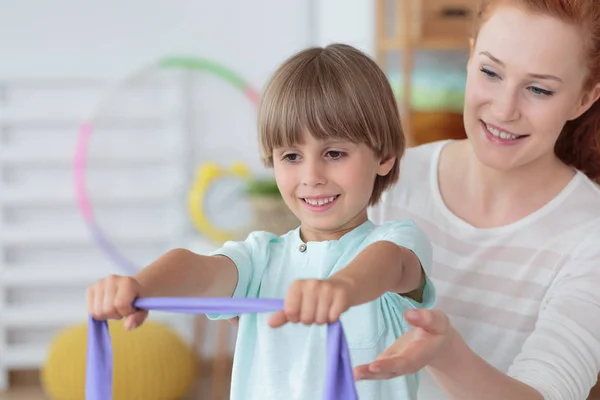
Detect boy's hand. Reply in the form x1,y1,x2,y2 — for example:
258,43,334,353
268,278,354,328
86,274,148,331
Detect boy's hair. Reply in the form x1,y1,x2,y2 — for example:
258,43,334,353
257,43,405,206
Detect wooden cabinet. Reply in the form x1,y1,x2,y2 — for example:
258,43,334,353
419,0,478,44
376,0,478,145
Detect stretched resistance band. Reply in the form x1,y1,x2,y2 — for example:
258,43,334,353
86,297,358,400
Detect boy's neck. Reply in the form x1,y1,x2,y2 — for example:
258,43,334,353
299,212,369,242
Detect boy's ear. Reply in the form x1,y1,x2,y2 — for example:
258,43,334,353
377,156,396,176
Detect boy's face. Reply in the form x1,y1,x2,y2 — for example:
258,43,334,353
272,131,394,242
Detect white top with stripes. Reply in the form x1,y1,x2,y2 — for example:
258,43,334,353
369,140,600,400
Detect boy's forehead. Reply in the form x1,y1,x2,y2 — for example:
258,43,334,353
278,131,354,148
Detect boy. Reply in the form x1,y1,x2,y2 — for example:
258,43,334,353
87,43,435,399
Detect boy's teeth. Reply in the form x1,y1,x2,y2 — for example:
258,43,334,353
304,196,336,206
486,124,519,140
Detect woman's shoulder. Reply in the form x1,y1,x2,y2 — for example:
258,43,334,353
574,170,600,199
370,141,450,220
400,140,449,170
391,140,450,190
557,170,600,218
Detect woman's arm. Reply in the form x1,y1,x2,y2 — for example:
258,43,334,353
426,315,544,400
354,308,543,399
356,231,600,400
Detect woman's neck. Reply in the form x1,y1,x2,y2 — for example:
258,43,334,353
439,140,575,228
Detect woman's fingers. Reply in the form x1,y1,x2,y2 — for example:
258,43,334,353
405,309,450,335
354,329,428,379
354,356,411,380
354,309,451,381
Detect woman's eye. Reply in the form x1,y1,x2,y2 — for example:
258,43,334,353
529,86,554,97
480,67,499,79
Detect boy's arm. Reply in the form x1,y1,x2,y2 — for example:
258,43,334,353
135,248,238,298
328,240,424,307
268,240,426,328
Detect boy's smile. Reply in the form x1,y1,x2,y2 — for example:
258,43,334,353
301,195,340,212
273,131,395,242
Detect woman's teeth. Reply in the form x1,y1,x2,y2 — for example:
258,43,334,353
486,123,520,140
303,196,337,206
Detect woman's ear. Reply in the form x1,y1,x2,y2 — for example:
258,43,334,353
377,156,396,177
466,38,476,70
569,83,600,120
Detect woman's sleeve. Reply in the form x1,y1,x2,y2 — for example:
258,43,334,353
507,232,600,400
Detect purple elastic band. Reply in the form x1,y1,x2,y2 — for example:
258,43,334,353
86,297,359,400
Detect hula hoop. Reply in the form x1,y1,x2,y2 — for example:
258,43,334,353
74,56,260,275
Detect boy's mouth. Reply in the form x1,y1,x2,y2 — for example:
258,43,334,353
301,195,340,206
301,194,340,209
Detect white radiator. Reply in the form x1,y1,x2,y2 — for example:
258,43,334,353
0,74,206,390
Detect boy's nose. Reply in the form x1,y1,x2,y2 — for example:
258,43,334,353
301,162,327,187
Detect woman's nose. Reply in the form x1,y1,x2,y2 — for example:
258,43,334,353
490,88,520,122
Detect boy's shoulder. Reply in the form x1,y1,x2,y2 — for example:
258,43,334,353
366,219,423,238
343,219,428,253
238,227,300,249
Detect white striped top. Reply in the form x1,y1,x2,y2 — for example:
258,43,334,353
369,140,600,400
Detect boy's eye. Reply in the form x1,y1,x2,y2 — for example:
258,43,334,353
326,151,345,159
282,153,299,162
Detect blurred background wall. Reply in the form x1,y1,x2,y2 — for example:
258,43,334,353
0,1,471,398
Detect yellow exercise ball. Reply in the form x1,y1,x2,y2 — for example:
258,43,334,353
42,319,198,400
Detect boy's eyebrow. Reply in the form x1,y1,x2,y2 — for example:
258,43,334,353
323,138,354,145
273,144,299,152
479,51,563,83
272,138,354,152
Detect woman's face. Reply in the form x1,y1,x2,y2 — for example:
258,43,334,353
463,5,598,171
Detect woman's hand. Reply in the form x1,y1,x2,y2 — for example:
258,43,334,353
354,308,452,380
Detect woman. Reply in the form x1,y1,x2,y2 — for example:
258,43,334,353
355,0,600,399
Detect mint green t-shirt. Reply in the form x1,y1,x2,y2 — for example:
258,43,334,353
208,219,435,400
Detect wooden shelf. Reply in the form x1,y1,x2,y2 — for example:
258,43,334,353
379,36,470,51
376,0,475,145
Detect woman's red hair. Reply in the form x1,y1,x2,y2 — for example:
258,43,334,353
473,0,600,183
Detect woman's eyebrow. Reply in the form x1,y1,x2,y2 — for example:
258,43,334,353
480,51,563,83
